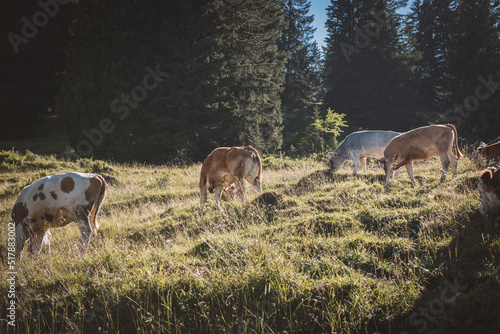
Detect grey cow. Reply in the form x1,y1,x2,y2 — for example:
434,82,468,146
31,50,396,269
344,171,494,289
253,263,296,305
328,130,400,175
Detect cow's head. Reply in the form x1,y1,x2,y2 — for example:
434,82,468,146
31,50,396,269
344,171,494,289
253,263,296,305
328,151,345,172
251,173,262,193
475,145,488,164
478,167,500,215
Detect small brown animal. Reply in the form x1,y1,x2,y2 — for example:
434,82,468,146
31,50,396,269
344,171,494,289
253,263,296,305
199,146,262,213
12,172,108,258
382,124,463,186
478,167,500,215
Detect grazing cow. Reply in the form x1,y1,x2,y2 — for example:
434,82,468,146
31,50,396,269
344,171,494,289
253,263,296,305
382,124,463,186
199,146,262,214
476,141,500,165
328,130,401,176
12,172,108,258
478,167,500,215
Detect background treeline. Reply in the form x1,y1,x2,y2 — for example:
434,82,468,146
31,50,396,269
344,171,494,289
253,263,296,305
1,0,499,162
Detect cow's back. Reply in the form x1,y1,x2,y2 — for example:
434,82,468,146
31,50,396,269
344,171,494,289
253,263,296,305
386,125,451,153
339,131,399,152
13,172,102,226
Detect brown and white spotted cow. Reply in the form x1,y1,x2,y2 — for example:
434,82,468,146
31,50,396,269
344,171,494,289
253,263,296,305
12,172,108,258
478,167,500,215
199,146,262,214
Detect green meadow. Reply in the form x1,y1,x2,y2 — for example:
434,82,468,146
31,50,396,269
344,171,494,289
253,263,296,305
1,149,499,333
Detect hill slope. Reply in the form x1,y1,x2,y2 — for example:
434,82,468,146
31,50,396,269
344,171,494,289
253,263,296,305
1,150,499,333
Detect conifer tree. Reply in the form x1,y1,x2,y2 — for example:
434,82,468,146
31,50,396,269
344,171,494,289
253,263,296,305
439,0,500,139
56,0,287,162
406,0,453,110
277,0,321,155
322,0,420,132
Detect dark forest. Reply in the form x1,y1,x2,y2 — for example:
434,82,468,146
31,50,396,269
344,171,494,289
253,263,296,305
1,0,499,162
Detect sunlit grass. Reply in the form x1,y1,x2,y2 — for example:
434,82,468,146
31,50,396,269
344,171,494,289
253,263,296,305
0,149,499,333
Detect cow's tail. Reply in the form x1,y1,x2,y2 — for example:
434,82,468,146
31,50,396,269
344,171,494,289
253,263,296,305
445,123,463,159
90,175,108,229
244,146,262,178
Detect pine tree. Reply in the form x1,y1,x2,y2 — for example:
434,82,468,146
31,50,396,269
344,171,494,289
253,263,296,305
439,0,500,139
56,0,287,162
322,0,420,132
406,0,453,110
277,0,321,155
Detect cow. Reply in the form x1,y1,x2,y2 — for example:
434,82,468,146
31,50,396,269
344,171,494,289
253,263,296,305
382,124,463,187
328,130,401,176
478,167,500,215
476,141,500,165
199,146,262,214
12,172,108,258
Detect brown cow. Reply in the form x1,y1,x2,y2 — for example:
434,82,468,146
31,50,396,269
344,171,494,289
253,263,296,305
478,167,500,215
12,172,108,258
199,146,262,214
476,141,500,165
382,124,463,186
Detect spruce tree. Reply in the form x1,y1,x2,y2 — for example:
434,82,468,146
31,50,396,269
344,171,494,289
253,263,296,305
322,0,420,132
277,0,321,155
56,0,287,162
439,0,500,139
406,0,453,110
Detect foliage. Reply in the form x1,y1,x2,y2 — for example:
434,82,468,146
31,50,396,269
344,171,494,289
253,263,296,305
313,107,348,136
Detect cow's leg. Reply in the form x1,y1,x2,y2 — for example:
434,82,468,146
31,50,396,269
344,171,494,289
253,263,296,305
236,179,245,202
392,169,400,180
448,152,459,178
15,223,27,258
439,152,451,183
41,230,52,254
214,187,222,209
359,157,367,173
406,162,416,186
199,185,208,214
76,210,92,244
31,230,48,255
384,165,391,186
352,155,359,176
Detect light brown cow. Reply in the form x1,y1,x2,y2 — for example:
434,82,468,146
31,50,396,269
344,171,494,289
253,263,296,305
382,124,463,186
199,146,262,214
478,167,500,215
476,141,500,165
12,172,108,258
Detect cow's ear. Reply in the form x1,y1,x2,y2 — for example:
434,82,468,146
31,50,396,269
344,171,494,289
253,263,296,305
480,169,493,185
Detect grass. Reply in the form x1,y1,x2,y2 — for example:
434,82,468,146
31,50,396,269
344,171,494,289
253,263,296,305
1,149,499,333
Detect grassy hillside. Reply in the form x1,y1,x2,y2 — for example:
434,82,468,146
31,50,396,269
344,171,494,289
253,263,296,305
1,149,499,333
